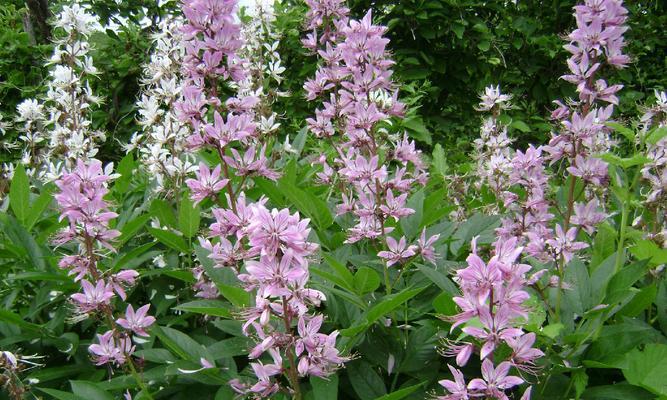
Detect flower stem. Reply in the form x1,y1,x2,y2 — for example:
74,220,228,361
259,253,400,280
281,297,302,400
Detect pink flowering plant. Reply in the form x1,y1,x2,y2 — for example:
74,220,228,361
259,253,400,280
1,0,667,399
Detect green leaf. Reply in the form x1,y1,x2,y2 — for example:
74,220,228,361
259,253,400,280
9,163,30,224
623,344,667,395
542,323,564,339
354,267,381,294
572,369,589,399
451,23,465,39
365,286,426,324
348,361,386,400
617,284,657,317
646,126,667,145
118,213,151,244
511,120,531,132
208,337,252,358
28,365,89,383
70,381,114,400
36,388,84,400
154,326,206,361
310,375,338,400
605,260,651,304
599,153,652,169
341,286,427,336
276,175,333,230
218,283,250,307
402,116,431,145
416,264,459,295
606,122,634,141
433,292,457,315
150,198,177,228
450,214,500,256
25,184,53,230
174,300,231,317
432,144,448,177
114,154,135,194
134,348,177,364
372,382,425,400
322,253,355,291
400,189,424,239
179,194,201,238
629,240,667,266
0,309,43,333
583,383,654,400
148,227,189,253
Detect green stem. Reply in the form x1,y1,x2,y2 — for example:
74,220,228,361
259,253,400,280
127,357,153,399
383,265,392,295
614,202,629,274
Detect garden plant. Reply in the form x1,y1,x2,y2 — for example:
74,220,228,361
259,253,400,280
0,0,666,399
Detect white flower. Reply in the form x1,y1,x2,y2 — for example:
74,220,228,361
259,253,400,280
259,114,280,133
51,65,75,85
153,255,167,268
16,99,44,121
55,4,101,36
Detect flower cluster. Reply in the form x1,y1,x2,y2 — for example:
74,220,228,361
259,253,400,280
236,0,288,137
495,145,556,262
198,194,349,396
439,238,541,399
545,0,629,198
640,90,667,205
127,16,195,197
1,351,44,399
54,159,154,366
303,7,435,259
485,1,628,267
176,0,278,207
472,86,514,200
302,0,349,50
639,90,667,246
17,3,106,180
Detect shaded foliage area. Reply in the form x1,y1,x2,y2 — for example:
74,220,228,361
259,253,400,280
347,0,667,162
2,0,666,164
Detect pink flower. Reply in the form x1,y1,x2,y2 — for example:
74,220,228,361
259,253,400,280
567,155,608,186
111,270,139,301
378,236,417,267
456,254,502,303
546,224,589,263
571,199,606,234
506,333,544,370
186,163,229,205
117,304,155,337
70,280,114,313
438,364,469,400
88,330,133,366
462,306,523,360
379,190,414,222
467,359,523,399
417,228,440,264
